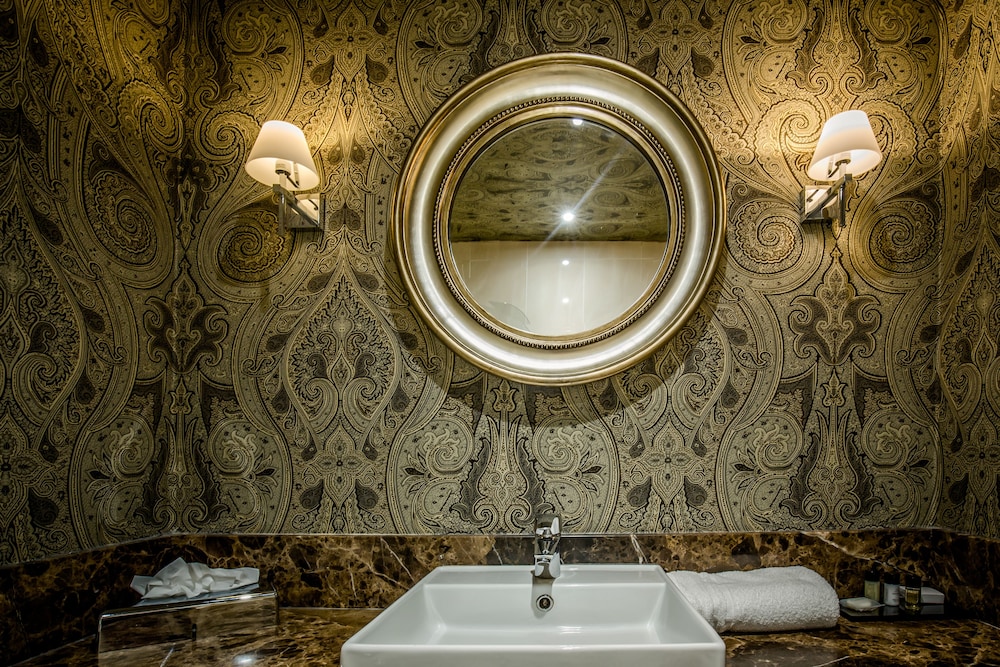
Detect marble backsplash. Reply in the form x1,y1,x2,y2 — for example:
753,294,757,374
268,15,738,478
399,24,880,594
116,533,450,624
3,529,997,665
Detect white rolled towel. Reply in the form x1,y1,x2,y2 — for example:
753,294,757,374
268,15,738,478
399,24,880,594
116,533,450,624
667,565,840,633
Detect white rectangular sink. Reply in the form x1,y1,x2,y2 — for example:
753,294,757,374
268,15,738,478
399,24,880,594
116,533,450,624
341,563,725,667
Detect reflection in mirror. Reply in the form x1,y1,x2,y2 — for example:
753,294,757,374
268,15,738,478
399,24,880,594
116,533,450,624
448,117,669,336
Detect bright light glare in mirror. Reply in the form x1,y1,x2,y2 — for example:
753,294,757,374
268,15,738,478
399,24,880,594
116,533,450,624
561,259,570,266
561,211,575,223
572,118,584,126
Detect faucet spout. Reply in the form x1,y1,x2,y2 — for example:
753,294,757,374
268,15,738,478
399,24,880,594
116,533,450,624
533,513,562,579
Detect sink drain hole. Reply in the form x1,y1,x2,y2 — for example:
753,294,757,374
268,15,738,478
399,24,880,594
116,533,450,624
535,594,554,611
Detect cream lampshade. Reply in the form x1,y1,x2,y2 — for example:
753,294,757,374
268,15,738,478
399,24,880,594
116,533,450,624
245,120,320,190
806,110,882,182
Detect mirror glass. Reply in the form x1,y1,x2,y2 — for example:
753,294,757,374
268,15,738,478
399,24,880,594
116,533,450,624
447,117,669,337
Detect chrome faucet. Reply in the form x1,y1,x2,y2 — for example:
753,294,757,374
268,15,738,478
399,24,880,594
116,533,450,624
533,513,561,579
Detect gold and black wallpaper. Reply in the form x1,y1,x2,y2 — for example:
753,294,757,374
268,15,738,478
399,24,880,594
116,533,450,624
0,0,997,565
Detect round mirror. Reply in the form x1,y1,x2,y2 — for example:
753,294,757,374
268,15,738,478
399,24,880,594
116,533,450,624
396,53,724,385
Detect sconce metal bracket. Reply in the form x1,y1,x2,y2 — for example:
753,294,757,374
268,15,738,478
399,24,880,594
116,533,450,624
800,174,854,228
274,184,324,233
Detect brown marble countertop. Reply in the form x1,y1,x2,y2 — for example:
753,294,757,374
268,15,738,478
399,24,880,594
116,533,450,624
13,608,1000,666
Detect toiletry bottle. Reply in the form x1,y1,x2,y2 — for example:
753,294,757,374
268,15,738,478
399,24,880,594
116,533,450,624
901,574,922,612
863,566,881,601
882,570,899,606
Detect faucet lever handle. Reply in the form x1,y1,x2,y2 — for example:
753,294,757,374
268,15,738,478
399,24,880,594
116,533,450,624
534,513,560,535
533,512,562,579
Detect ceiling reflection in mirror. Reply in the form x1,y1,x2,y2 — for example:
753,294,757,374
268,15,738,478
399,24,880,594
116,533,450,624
447,117,670,337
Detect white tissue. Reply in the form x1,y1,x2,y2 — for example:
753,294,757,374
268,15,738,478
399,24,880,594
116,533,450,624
131,557,260,601
667,565,840,633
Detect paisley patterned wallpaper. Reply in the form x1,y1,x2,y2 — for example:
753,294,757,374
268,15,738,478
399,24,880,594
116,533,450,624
0,0,997,565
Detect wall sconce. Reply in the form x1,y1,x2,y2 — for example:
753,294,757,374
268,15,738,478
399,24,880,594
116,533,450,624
800,110,882,232
245,120,324,233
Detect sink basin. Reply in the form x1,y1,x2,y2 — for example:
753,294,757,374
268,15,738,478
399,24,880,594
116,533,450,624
341,563,725,667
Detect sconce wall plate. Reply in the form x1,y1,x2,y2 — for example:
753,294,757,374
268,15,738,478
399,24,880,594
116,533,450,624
800,174,854,233
274,184,324,232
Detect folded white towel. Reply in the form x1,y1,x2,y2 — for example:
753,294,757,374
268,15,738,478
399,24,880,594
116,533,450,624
130,557,260,601
667,566,840,633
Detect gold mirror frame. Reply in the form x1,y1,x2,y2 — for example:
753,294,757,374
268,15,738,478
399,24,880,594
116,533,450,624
395,53,725,385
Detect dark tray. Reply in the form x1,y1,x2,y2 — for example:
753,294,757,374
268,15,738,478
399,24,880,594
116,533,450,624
840,603,949,621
